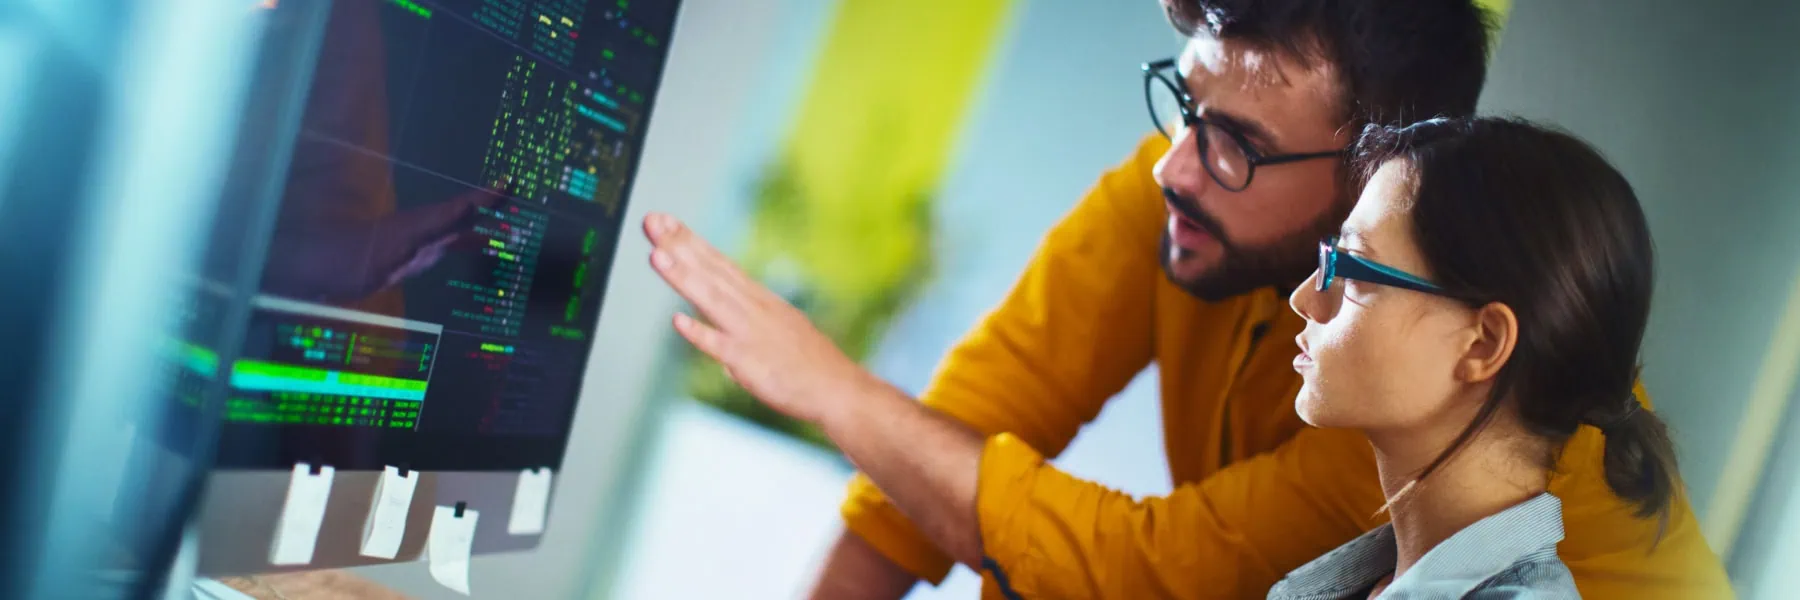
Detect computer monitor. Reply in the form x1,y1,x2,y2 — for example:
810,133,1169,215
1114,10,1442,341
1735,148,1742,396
180,0,683,574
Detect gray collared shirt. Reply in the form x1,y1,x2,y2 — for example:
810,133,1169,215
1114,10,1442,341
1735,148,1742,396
1267,493,1579,599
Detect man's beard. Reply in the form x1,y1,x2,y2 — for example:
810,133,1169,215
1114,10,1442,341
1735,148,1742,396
1161,188,1338,301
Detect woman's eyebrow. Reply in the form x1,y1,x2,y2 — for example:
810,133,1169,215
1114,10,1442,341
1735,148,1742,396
1338,226,1383,261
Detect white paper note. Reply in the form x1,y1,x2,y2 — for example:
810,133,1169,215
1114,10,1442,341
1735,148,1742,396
359,466,418,559
506,467,553,535
426,504,478,595
270,463,335,566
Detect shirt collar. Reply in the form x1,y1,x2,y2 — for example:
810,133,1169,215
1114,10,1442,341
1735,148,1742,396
1268,493,1565,599
1268,525,1397,599
1389,493,1565,597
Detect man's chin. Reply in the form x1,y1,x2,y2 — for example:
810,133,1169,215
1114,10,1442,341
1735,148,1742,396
1160,236,1306,302
1165,265,1259,301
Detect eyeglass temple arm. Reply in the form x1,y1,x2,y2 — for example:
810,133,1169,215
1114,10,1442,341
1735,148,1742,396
1256,148,1350,166
1335,254,1447,295
1143,58,1177,71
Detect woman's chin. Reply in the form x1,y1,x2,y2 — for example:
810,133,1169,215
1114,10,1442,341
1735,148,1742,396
1293,387,1341,428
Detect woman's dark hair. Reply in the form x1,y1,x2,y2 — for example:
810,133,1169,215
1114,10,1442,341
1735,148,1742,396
1353,117,1682,534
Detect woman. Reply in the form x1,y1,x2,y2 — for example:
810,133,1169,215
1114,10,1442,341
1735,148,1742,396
1272,116,1681,599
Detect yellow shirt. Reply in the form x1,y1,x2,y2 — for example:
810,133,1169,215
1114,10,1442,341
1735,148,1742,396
839,133,1731,599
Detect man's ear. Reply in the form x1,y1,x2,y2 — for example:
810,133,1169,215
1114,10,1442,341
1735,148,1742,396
1457,302,1517,383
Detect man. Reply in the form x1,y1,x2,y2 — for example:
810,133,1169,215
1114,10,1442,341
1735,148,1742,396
643,0,1733,598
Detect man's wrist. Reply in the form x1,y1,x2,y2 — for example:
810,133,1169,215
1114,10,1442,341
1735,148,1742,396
815,370,898,441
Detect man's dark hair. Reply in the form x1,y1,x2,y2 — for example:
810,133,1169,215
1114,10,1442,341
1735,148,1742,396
1161,0,1496,127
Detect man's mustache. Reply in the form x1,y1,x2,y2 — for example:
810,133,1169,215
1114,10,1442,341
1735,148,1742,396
1162,187,1235,251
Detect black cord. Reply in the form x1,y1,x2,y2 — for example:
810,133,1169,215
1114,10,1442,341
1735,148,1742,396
981,557,1027,600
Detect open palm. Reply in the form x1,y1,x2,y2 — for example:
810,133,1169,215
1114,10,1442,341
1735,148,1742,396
643,213,878,426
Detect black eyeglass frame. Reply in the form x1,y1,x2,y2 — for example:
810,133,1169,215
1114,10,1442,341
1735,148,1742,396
1141,58,1346,192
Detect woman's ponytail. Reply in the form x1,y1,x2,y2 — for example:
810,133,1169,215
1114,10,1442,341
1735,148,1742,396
1594,400,1681,540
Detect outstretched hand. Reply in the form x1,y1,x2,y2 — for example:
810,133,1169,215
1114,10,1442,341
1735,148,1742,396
643,212,878,427
644,212,990,568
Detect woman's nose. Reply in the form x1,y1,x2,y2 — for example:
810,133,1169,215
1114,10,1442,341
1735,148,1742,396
1290,270,1326,322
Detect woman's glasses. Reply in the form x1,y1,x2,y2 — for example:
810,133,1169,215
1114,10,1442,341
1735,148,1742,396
1316,237,1464,300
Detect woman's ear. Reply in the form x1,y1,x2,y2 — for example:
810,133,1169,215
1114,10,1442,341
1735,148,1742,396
1457,302,1518,383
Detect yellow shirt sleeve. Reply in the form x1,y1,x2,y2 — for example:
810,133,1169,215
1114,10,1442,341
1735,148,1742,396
838,134,1170,583
976,426,1382,598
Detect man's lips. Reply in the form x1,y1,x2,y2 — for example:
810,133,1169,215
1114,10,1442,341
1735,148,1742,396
1167,201,1213,250
1167,201,1199,228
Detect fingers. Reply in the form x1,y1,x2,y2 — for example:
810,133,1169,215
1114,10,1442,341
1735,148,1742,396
675,312,746,390
648,213,774,296
645,213,760,323
645,213,729,271
652,246,749,327
644,214,743,277
673,312,731,362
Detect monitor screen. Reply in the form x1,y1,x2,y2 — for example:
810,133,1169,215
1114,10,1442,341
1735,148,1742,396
206,0,680,471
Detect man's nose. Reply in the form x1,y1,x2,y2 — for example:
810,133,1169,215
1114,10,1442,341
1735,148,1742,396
1152,126,1211,200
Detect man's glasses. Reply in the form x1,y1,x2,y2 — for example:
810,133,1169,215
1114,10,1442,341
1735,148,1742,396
1142,58,1345,192
1316,237,1462,300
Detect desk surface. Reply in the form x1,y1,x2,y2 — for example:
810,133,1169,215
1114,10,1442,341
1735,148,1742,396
211,572,411,600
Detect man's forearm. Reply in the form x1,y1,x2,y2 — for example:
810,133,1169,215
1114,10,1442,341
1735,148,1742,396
806,529,919,600
819,378,988,567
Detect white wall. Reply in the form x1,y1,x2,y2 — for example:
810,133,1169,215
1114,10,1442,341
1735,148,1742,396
1733,386,1800,598
347,0,792,596
1479,0,1800,524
